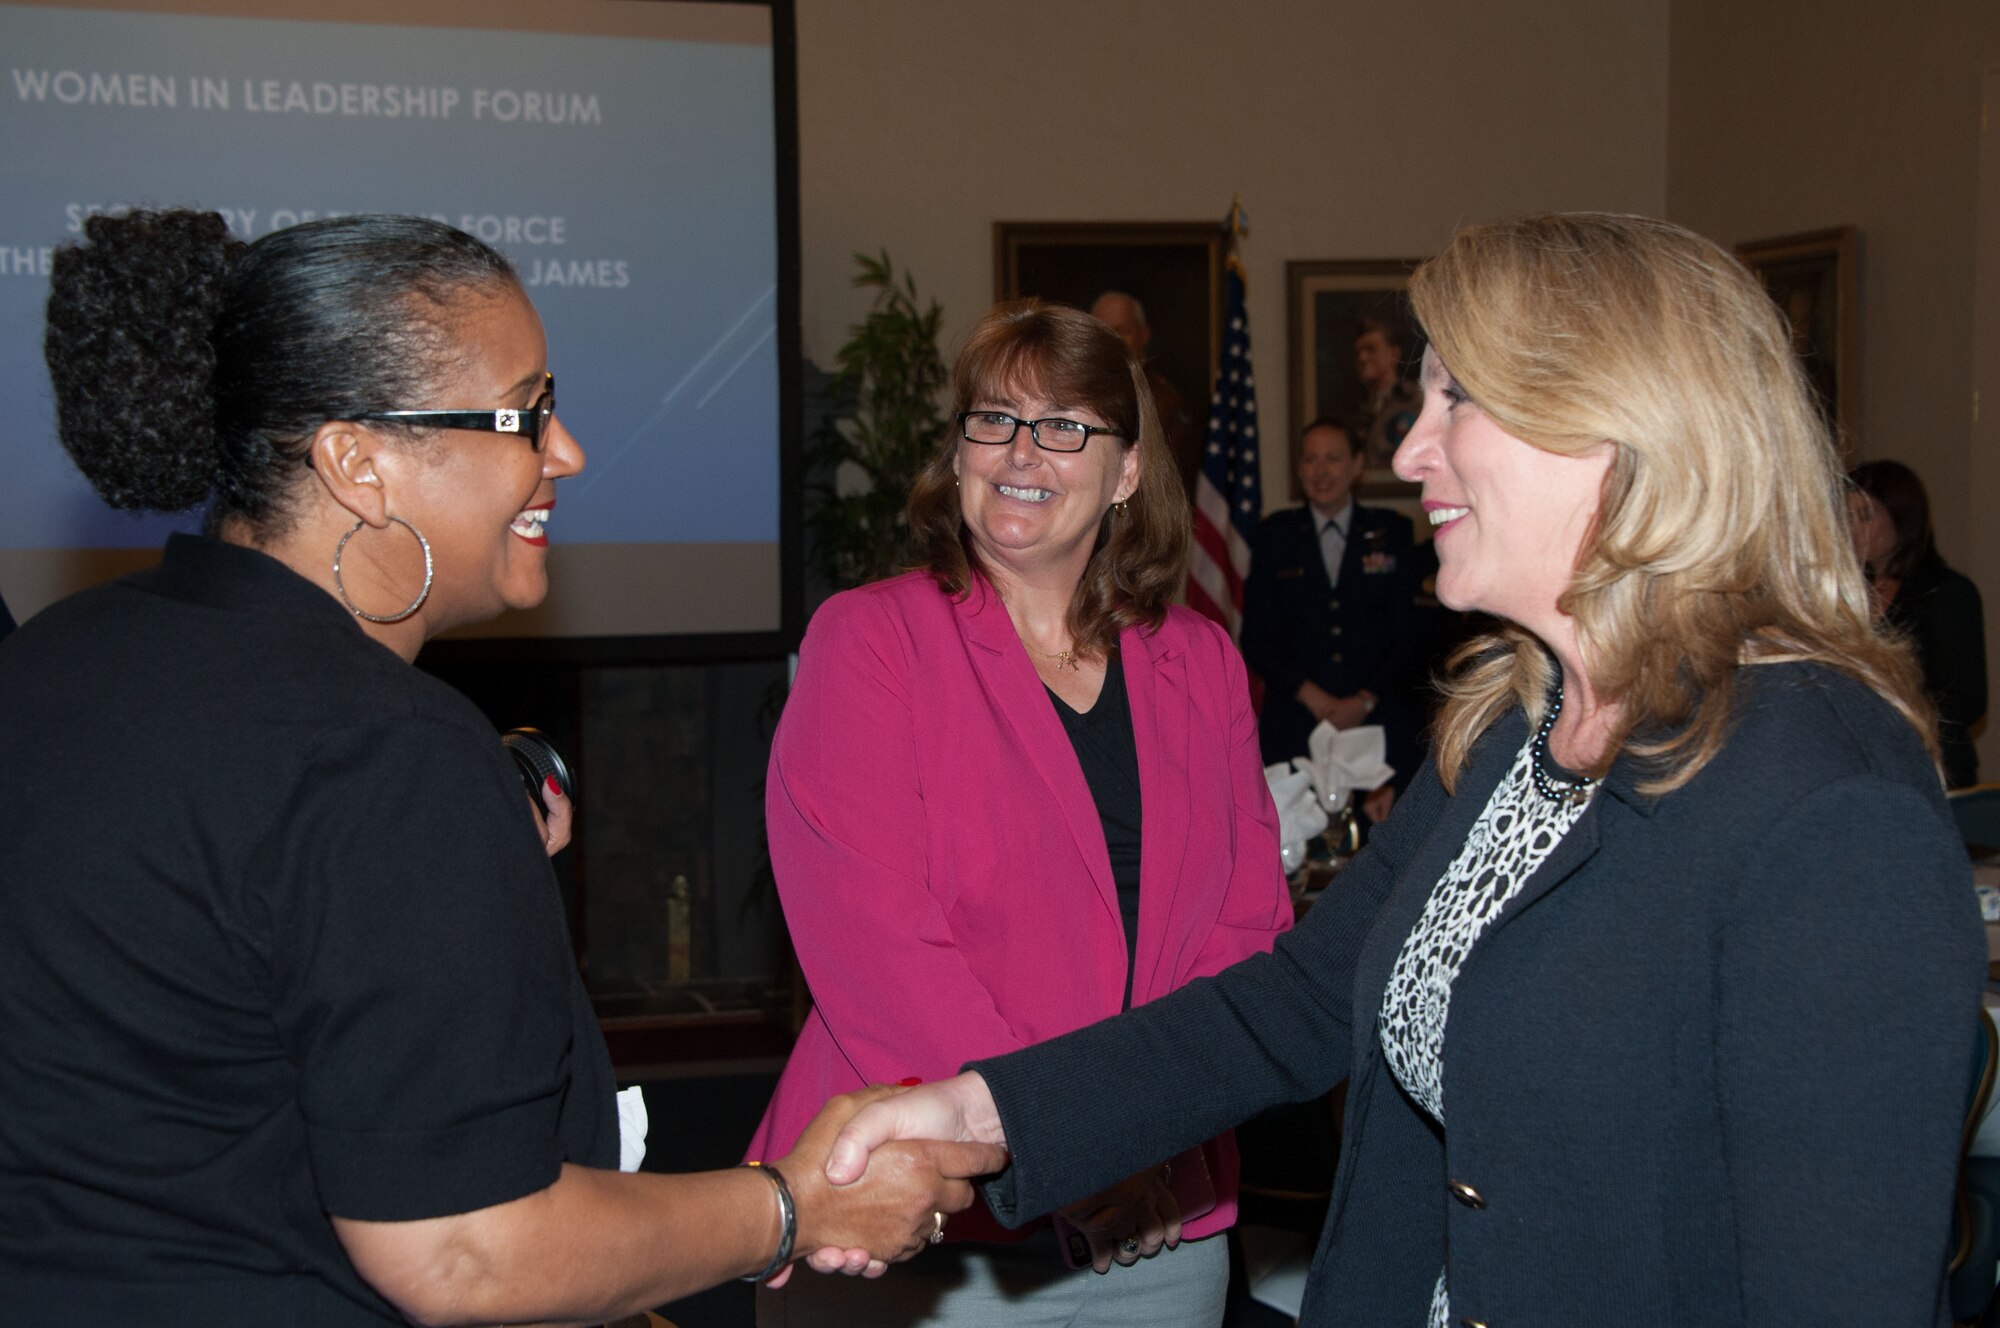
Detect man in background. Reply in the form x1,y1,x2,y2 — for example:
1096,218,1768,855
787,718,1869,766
1091,290,1199,499
1354,316,1421,469
1241,418,1422,819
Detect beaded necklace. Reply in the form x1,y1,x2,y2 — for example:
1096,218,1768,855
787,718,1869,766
1531,680,1597,804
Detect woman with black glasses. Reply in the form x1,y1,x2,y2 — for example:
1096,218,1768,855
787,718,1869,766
746,300,1292,1327
0,209,999,1326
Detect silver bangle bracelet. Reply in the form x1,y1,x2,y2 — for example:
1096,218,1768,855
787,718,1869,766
739,1161,797,1284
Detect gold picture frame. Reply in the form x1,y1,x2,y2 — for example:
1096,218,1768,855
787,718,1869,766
1735,226,1860,451
1285,258,1423,497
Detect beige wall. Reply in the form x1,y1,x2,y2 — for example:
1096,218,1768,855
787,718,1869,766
1667,2,2000,777
795,0,1671,503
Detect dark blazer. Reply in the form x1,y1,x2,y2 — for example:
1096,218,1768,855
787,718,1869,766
975,663,1983,1326
1887,550,1987,788
1241,502,1421,778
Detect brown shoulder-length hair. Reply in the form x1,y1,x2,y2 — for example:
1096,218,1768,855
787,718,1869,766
1415,214,1935,795
906,299,1190,660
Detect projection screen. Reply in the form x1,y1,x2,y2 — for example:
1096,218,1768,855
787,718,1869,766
0,0,800,648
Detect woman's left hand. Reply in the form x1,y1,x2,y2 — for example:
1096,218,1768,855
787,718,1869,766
1058,1166,1182,1274
528,775,572,857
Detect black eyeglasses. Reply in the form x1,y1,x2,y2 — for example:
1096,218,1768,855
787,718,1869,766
958,410,1122,453
356,372,556,450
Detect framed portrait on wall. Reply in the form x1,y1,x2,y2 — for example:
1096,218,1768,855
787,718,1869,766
1285,258,1423,497
1736,227,1859,451
994,221,1223,498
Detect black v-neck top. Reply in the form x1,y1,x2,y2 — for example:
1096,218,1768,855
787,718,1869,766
1046,650,1144,1008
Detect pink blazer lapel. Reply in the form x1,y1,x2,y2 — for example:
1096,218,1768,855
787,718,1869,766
1123,621,1193,1005
953,582,1123,933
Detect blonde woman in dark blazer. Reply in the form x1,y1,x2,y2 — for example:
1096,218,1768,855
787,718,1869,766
813,214,1983,1327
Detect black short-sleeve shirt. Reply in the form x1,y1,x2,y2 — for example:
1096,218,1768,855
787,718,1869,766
0,535,616,1325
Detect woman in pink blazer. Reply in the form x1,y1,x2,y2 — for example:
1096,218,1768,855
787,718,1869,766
749,301,1293,1327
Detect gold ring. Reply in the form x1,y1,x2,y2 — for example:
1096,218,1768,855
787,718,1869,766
929,1211,946,1244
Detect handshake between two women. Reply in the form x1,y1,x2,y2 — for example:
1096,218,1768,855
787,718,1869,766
789,1073,1180,1281
764,1082,1009,1287
801,1073,1195,1282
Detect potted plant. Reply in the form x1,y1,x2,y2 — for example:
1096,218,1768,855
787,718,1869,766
803,251,948,596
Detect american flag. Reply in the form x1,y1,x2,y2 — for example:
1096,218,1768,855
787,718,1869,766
1186,252,1261,635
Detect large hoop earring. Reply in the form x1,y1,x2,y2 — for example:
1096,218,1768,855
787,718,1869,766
333,515,434,623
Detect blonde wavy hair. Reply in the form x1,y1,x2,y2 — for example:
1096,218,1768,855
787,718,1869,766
1416,213,1934,794
905,299,1190,660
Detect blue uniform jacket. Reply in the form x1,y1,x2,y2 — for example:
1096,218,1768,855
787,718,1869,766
1241,502,1422,777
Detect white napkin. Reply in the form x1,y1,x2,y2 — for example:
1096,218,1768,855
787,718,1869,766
1265,763,1330,873
617,1085,649,1172
1298,722,1395,815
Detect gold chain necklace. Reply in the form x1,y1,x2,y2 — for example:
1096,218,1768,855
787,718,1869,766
1033,645,1078,671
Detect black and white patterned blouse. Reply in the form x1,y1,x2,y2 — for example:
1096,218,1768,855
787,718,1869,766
1377,726,1594,1328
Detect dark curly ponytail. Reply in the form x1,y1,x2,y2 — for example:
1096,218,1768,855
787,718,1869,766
44,210,240,513
45,210,518,532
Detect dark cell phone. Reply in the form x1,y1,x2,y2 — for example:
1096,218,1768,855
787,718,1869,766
501,727,574,801
1049,1146,1216,1270
1051,1211,1096,1270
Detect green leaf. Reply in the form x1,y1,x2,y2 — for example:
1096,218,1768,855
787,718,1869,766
804,251,949,591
